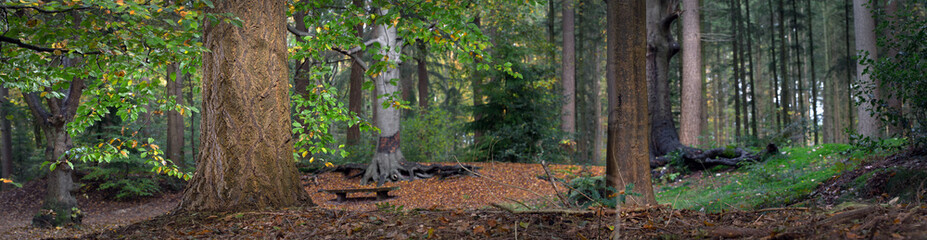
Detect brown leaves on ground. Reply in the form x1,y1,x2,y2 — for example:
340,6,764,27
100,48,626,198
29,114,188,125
304,162,602,211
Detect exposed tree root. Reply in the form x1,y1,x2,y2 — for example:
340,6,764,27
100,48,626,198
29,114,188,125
330,160,480,186
651,143,778,170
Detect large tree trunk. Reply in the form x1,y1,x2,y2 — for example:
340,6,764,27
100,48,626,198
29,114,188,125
560,0,576,135
646,0,684,158
680,0,703,147
178,0,313,211
576,0,604,164
166,63,185,169
0,86,11,191
853,0,880,138
607,0,656,206
346,0,365,146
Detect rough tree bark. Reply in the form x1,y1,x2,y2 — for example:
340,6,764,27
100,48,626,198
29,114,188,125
166,63,185,169
853,0,880,138
346,0,365,146
680,0,703,147
178,0,313,211
560,0,576,134
607,0,656,205
25,57,85,227
0,86,11,191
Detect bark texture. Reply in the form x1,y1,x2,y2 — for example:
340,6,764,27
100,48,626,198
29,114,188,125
680,0,703,146
560,0,576,134
178,0,313,211
607,0,656,206
853,0,880,138
166,63,185,169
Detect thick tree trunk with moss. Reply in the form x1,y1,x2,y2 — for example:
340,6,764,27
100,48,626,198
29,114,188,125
606,0,656,206
178,0,313,211
24,57,85,227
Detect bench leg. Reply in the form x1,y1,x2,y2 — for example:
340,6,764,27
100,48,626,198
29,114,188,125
376,191,389,200
336,193,347,202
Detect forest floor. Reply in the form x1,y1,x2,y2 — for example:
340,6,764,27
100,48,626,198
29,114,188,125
1,152,926,239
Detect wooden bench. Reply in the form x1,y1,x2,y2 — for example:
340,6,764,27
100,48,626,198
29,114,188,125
319,187,400,202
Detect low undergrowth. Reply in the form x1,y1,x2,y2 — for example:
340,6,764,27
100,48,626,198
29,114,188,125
655,144,856,212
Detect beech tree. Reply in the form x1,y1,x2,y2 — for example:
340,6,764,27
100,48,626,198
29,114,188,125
853,0,880,138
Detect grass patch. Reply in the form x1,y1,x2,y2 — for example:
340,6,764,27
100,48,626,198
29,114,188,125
655,144,854,212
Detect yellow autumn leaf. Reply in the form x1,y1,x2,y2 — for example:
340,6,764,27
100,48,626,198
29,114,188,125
309,157,315,163
40,92,47,97
302,151,308,157
325,162,334,168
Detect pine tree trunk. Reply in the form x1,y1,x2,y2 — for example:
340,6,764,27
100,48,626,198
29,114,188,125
806,0,820,144
744,0,759,139
768,0,782,132
561,0,576,134
166,63,185,169
680,0,703,147
607,0,656,206
853,0,880,138
778,0,792,127
791,0,807,144
179,0,313,211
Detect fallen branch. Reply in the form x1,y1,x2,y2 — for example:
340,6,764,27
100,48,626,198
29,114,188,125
817,205,881,227
489,203,608,215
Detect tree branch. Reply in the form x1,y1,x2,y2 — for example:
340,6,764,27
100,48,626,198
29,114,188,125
0,5,91,14
0,35,101,55
62,77,85,121
286,24,314,37
22,93,49,126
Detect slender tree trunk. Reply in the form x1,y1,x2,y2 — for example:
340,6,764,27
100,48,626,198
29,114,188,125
472,15,484,143
882,0,902,136
791,0,807,144
346,0,365,146
179,0,313,211
778,0,792,127
853,0,880,138
844,0,855,133
416,40,429,110
806,0,820,144
0,86,11,191
576,0,603,164
680,0,702,146
561,0,576,134
607,0,656,206
768,0,782,132
744,0,759,138
731,0,743,140
823,2,834,143
166,63,185,169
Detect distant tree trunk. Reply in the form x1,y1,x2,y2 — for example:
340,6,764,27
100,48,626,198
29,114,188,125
744,0,759,138
576,0,604,164
548,0,556,66
179,0,313,211
853,0,880,138
844,0,855,132
778,0,792,127
607,0,656,206
882,0,902,136
166,63,185,169
561,0,576,134
806,0,820,144
731,0,744,140
680,0,703,147
346,0,365,146
472,15,484,143
416,40,429,110
293,10,314,157
768,0,782,132
791,0,807,144
25,57,85,227
0,86,12,191
186,72,197,165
